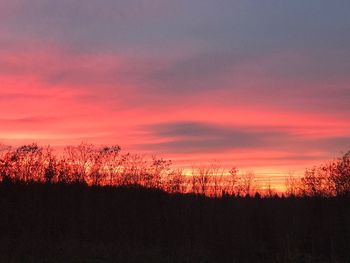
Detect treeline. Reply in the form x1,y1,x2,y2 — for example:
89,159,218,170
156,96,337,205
0,143,349,197
1,143,350,262
0,143,258,197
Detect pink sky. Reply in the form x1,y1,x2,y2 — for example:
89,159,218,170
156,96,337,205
1,1,350,186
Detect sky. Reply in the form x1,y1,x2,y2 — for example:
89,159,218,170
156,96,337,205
1,0,350,184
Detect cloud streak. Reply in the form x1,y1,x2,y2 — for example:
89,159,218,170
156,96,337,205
142,121,350,157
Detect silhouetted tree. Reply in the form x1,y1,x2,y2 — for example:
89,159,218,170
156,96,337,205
285,172,299,197
164,169,185,193
65,142,98,183
10,144,44,182
99,145,121,185
44,147,58,183
330,151,350,196
227,167,239,195
235,171,256,196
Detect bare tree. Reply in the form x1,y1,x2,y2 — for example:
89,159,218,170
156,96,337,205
300,167,329,197
236,171,256,197
226,167,238,196
43,146,58,183
147,157,172,189
0,145,14,181
330,151,350,196
285,172,299,197
120,153,147,186
196,166,211,195
99,145,121,186
165,169,185,193
11,144,45,182
209,164,226,197
64,142,95,183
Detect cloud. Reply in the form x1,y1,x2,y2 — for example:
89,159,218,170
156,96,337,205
141,121,350,155
141,122,290,153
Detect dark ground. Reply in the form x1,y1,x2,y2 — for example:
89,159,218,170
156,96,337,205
1,181,350,263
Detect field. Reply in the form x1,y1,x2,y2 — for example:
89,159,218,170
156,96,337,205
1,181,350,263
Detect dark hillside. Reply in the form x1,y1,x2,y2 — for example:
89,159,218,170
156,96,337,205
1,181,350,263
